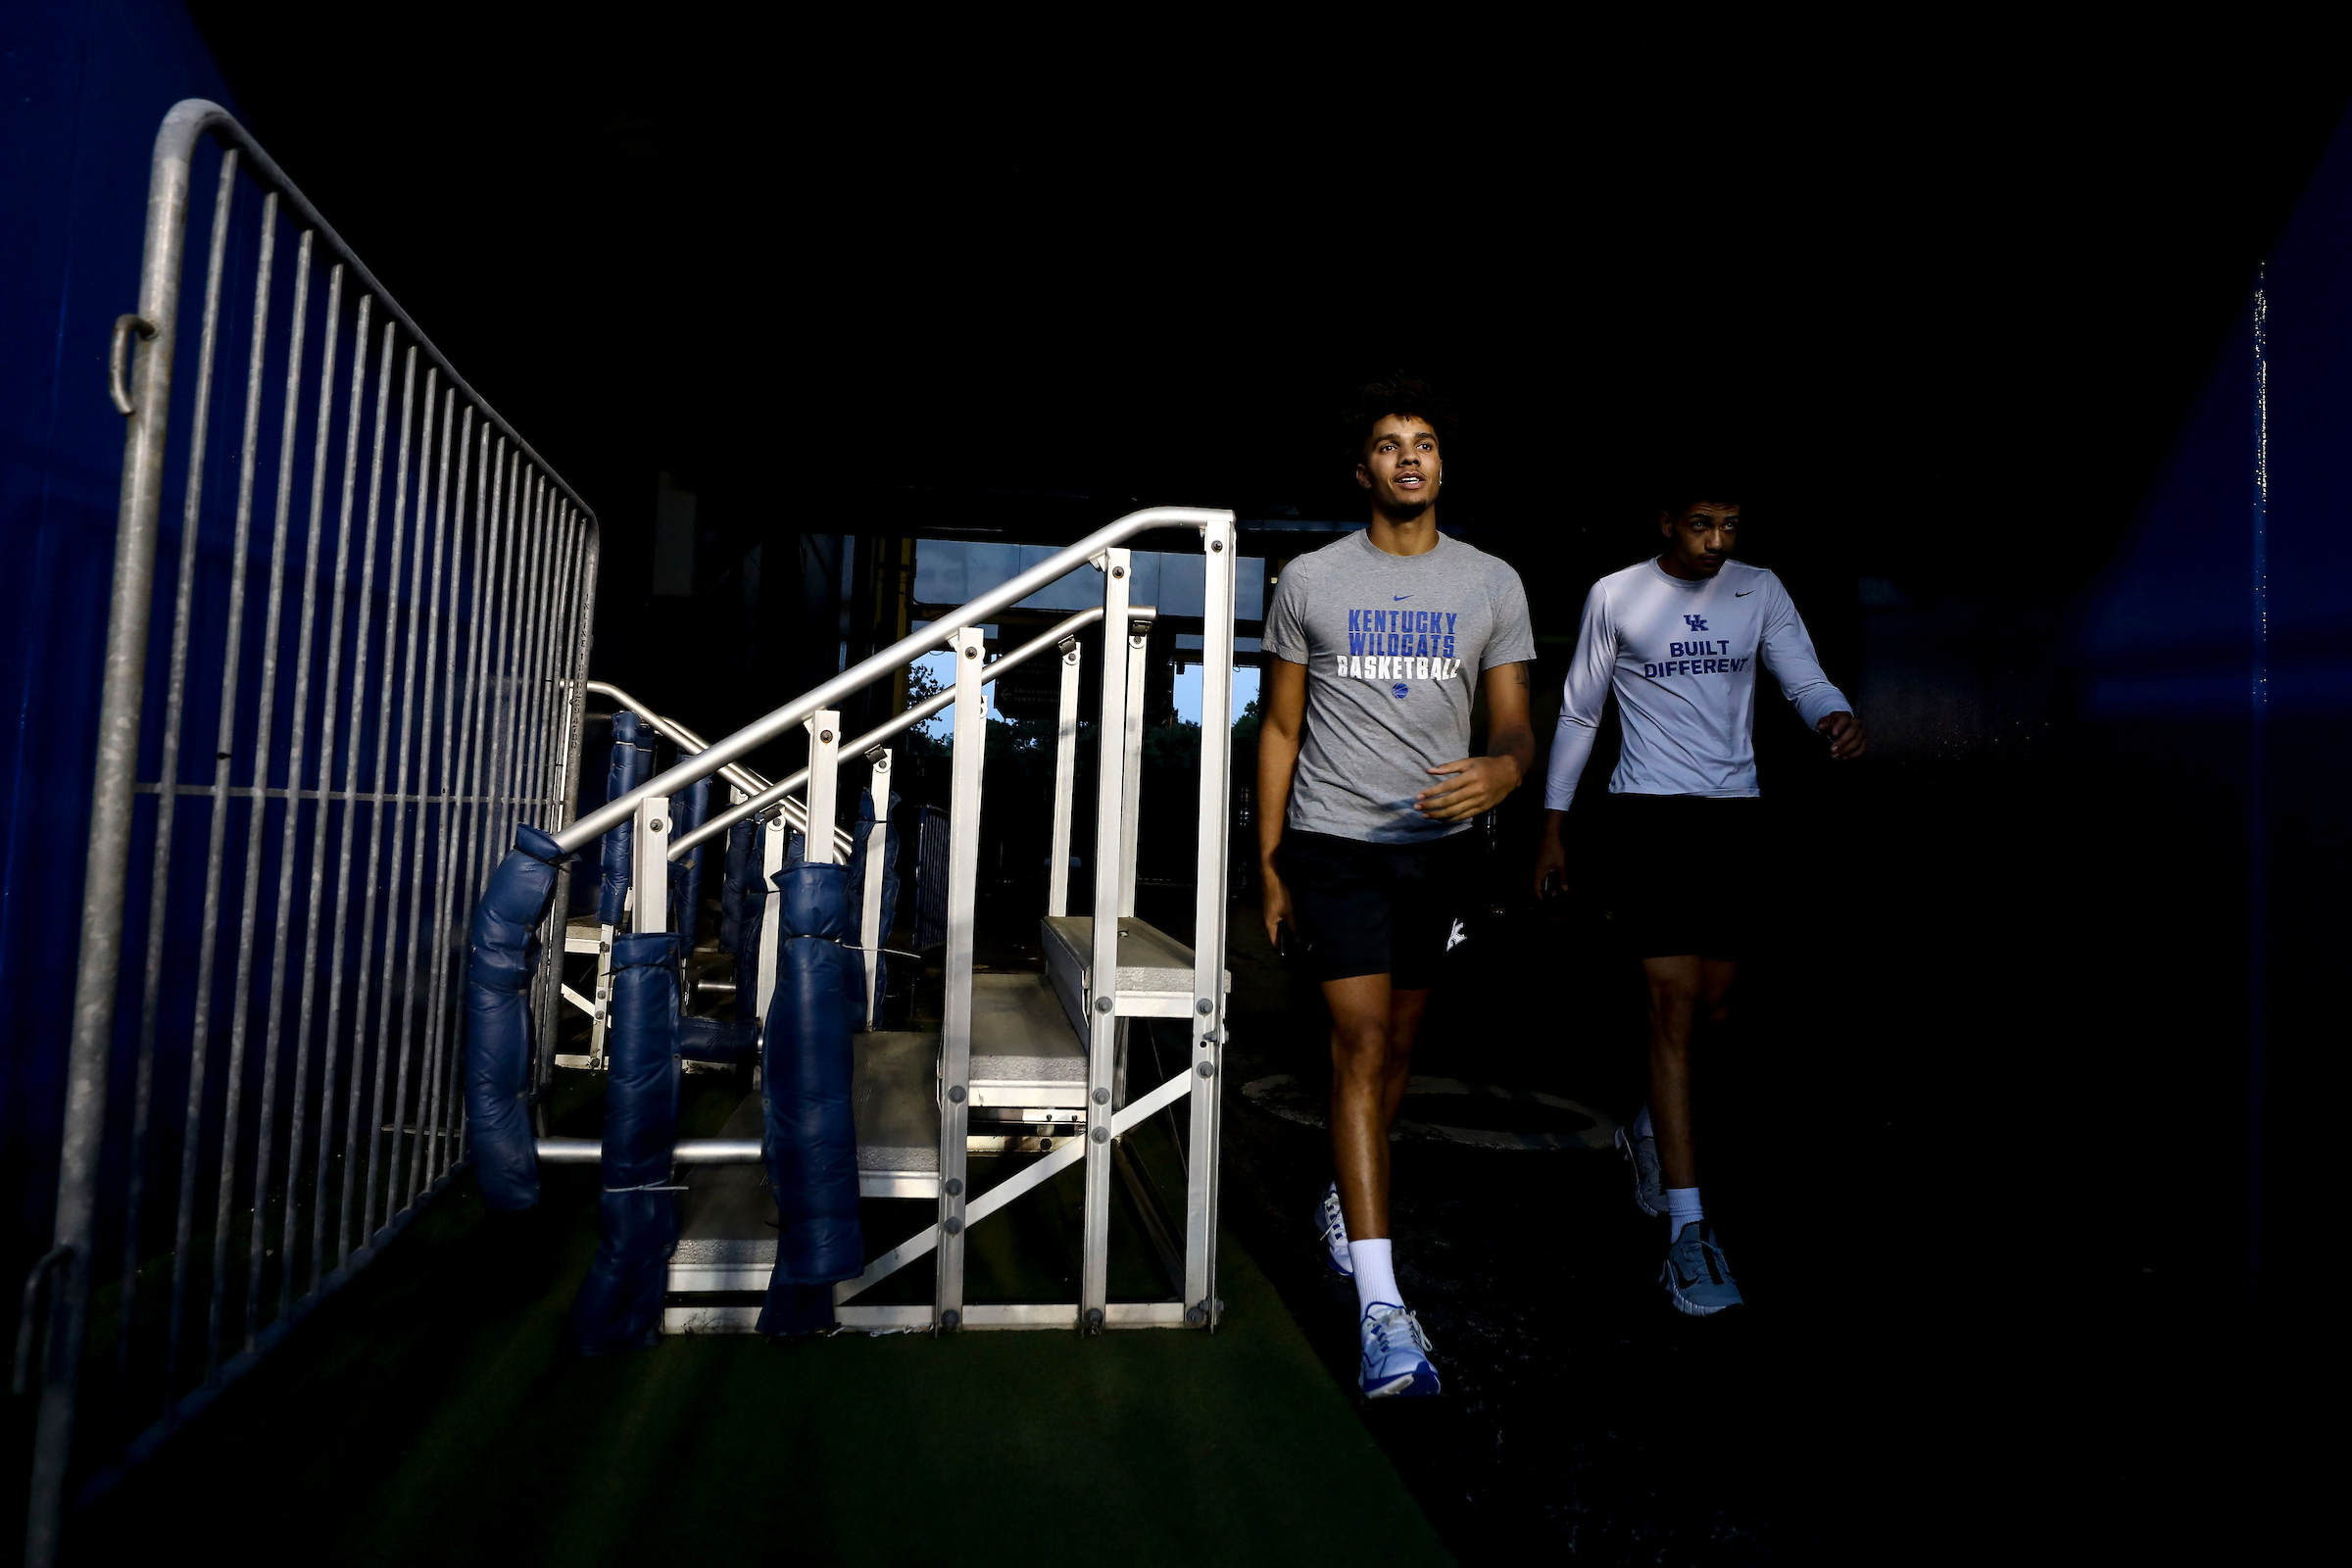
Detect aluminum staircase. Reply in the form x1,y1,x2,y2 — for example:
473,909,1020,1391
539,506,1240,1334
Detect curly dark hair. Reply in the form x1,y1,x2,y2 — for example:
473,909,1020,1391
1343,372,1454,465
1656,485,1743,518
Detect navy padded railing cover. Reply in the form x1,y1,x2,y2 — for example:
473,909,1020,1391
759,860,861,1335
464,825,567,1211
730,819,765,1022
719,816,756,955
677,1015,759,1064
568,931,683,1354
597,710,653,927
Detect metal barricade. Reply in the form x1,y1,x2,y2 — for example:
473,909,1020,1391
21,101,598,1565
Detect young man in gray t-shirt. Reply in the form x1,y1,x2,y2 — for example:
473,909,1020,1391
1257,376,1537,1398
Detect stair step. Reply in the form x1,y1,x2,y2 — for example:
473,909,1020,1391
668,1093,773,1290
852,1031,940,1193
1040,915,1229,1034
969,971,1084,1106
668,967,1143,1298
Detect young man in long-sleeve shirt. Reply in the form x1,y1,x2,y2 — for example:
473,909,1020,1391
1533,498,1865,1314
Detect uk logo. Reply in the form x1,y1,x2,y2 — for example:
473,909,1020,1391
1392,683,1409,699
1684,613,1709,632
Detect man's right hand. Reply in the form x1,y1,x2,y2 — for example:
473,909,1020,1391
1533,831,1569,900
1261,868,1295,951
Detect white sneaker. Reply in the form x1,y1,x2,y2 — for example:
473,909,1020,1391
1616,1124,1665,1218
1357,1303,1441,1398
1317,1182,1353,1277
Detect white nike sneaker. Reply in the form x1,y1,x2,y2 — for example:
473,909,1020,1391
1616,1123,1666,1218
1358,1303,1441,1398
1317,1182,1353,1277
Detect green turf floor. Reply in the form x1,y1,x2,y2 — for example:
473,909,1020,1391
74,1154,1448,1567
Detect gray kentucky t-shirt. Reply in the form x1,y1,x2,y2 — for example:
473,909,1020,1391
1263,530,1536,843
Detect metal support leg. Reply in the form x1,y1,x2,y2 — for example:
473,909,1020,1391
1048,637,1080,917
1082,554,1133,1325
632,796,671,934
1186,515,1237,1325
862,749,892,1028
591,922,614,1068
937,630,987,1328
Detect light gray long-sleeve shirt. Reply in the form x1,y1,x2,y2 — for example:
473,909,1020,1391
1544,557,1850,809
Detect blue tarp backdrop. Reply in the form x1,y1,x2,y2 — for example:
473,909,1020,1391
0,0,247,1280
2075,112,2352,1286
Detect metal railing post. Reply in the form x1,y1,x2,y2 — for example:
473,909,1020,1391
1186,516,1238,1324
803,713,840,867
1048,637,1080,918
937,630,988,1327
755,809,785,1026
1081,555,1134,1324
633,797,672,935
1119,613,1149,918
861,750,893,1027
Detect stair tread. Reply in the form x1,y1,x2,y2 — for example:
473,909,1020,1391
968,971,1083,1079
1040,915,1230,1036
1040,914,1213,992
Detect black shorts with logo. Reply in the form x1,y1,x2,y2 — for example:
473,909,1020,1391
1278,828,1475,989
1608,793,1766,960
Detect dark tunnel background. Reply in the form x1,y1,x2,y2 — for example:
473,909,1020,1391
5,3,2347,1544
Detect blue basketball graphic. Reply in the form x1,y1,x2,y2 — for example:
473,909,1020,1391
1392,683,1409,699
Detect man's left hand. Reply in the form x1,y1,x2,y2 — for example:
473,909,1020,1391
1817,710,1868,760
1415,756,1523,820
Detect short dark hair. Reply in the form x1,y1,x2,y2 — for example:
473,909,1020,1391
1344,372,1453,464
1657,488,1742,519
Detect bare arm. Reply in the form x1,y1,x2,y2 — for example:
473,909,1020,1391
1534,807,1571,898
1412,662,1536,822
1255,657,1308,946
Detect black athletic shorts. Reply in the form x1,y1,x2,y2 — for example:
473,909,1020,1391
1277,829,1475,989
1608,794,1765,960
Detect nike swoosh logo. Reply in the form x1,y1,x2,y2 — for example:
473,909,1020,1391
1394,594,1412,601
1736,590,1755,597
1673,1266,1699,1290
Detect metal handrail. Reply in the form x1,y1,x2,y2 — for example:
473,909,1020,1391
663,605,1114,861
585,681,772,797
583,680,855,859
553,506,1227,853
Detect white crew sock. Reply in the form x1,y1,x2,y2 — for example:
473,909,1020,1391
1666,1187,1703,1240
1634,1103,1654,1142
1348,1238,1402,1316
